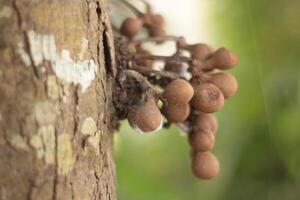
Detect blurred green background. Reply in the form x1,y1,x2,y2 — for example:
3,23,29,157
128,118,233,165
113,0,300,199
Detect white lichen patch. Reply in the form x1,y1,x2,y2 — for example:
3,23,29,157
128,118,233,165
57,133,75,175
7,134,29,151
0,6,12,18
22,30,98,92
81,117,97,136
30,125,56,164
34,102,57,126
16,42,31,66
54,50,97,92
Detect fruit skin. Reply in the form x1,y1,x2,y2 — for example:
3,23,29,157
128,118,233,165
193,113,218,135
120,18,143,38
205,48,237,70
128,98,162,133
142,14,164,26
148,26,166,37
191,83,224,113
206,72,238,99
162,79,194,104
189,130,215,152
162,103,190,123
192,152,220,179
187,44,214,60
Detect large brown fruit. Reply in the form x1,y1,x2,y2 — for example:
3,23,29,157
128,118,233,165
192,152,220,179
205,48,237,70
191,83,224,113
162,103,190,123
206,72,238,98
128,98,162,133
162,79,194,104
186,43,214,60
189,130,215,152
194,113,218,135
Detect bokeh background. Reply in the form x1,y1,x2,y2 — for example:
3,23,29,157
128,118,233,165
112,0,300,199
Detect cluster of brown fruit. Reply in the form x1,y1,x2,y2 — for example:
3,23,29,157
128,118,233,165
112,0,238,180
118,0,166,38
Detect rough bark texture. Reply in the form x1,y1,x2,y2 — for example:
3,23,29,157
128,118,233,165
0,0,116,199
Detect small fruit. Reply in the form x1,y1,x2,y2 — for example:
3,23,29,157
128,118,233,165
189,130,215,152
162,103,190,123
151,14,165,26
128,98,162,133
148,26,166,37
143,13,164,26
206,72,238,98
162,79,194,104
120,17,143,38
192,152,220,179
186,43,214,60
191,83,224,113
194,113,218,135
205,48,237,70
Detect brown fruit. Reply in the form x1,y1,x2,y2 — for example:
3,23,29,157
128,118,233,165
189,130,215,152
194,113,218,135
162,103,190,123
143,14,164,26
205,48,237,70
192,152,220,179
148,26,166,37
151,14,164,26
191,83,224,113
206,72,238,98
128,98,162,133
162,79,194,104
187,43,214,60
120,18,143,38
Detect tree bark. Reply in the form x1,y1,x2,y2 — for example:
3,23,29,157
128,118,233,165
0,0,116,199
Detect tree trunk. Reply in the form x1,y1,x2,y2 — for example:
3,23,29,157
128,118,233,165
0,0,116,199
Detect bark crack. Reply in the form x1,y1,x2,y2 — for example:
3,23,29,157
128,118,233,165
12,0,40,79
102,30,113,76
52,128,58,200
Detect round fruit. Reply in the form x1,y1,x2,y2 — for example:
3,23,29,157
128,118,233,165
194,113,218,135
151,14,164,26
162,103,190,123
205,48,237,70
148,26,166,37
120,18,143,38
162,79,194,104
128,98,162,133
206,72,238,98
187,43,214,60
189,130,215,152
192,152,220,179
191,83,224,113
